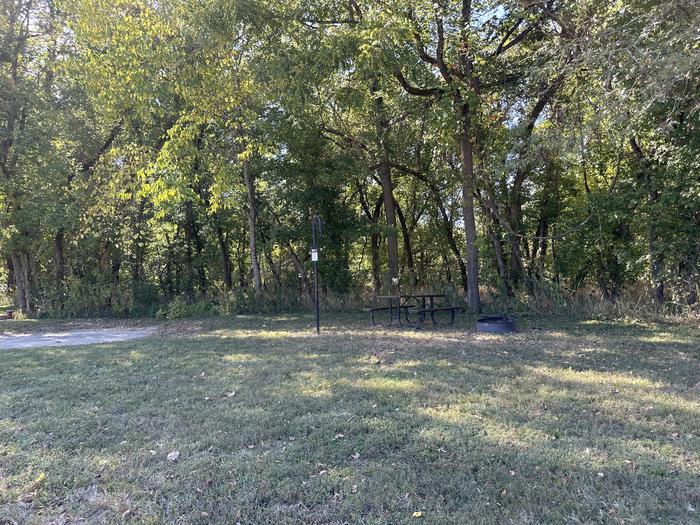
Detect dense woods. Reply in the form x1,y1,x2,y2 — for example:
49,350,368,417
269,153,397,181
1,0,698,317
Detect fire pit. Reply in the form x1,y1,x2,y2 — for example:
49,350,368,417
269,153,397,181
476,315,516,333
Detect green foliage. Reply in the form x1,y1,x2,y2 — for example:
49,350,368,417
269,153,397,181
157,297,214,319
1,0,697,317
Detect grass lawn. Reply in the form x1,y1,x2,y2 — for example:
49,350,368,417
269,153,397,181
1,314,699,524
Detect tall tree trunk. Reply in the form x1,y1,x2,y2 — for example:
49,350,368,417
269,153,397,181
358,187,384,296
370,196,383,295
110,252,121,310
424,176,469,295
285,241,310,299
648,193,664,305
379,162,399,292
215,222,233,291
163,232,175,297
631,136,664,305
455,1,481,311
509,170,526,286
478,182,512,295
487,226,510,292
10,251,32,315
6,256,14,298
394,197,417,288
131,197,147,285
370,232,382,295
372,82,399,294
183,200,206,299
458,112,481,310
243,160,262,295
236,223,246,289
265,249,283,289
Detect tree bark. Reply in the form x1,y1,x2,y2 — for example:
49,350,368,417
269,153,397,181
183,200,207,299
10,251,32,315
378,162,399,292
130,197,147,285
647,193,664,305
243,159,262,295
458,117,481,310
358,186,384,296
509,169,526,285
394,197,417,287
425,176,469,295
456,1,481,310
265,249,283,289
286,241,310,299
631,136,665,305
215,222,233,290
372,82,400,293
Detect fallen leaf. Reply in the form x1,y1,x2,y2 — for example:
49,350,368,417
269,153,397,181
412,511,423,518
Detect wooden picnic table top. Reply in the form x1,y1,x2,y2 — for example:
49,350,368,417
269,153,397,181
376,293,446,300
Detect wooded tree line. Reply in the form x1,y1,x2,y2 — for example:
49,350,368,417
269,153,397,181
1,0,698,316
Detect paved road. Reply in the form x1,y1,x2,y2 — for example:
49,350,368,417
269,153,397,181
0,327,157,350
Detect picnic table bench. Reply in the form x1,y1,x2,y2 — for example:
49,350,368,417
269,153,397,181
369,293,463,327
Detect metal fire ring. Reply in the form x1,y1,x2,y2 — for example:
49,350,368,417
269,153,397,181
476,315,517,333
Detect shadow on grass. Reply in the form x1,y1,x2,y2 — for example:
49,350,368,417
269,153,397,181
0,315,698,523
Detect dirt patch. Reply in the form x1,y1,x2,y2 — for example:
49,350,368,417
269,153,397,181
0,326,157,349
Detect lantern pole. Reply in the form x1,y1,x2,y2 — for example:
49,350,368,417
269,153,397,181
311,214,322,334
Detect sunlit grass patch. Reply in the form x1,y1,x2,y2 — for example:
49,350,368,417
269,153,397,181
0,315,698,524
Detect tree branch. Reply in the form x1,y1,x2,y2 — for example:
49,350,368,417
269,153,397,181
435,14,453,82
320,125,370,152
523,73,565,135
493,18,535,56
408,9,438,66
394,70,443,97
79,120,123,174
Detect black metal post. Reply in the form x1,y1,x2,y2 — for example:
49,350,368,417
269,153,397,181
311,214,322,334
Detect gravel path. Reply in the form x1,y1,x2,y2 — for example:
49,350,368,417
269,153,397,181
0,326,157,349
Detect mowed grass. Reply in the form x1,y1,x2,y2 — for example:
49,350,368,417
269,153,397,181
0,314,699,524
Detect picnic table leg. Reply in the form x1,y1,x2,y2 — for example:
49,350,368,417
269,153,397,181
403,299,413,324
396,298,404,326
402,297,418,325
430,296,438,324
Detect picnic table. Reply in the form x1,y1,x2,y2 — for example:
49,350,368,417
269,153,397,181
370,292,463,327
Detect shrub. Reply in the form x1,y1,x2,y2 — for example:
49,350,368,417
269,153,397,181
156,297,213,319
